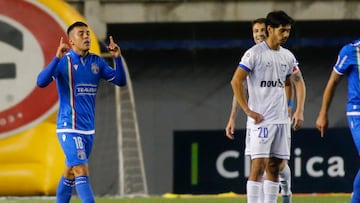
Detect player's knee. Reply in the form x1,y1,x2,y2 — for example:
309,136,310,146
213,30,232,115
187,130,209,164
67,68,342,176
279,160,287,171
63,166,75,180
249,159,266,181
72,164,89,176
267,158,282,175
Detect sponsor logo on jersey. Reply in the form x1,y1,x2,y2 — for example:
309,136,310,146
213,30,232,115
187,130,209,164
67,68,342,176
75,84,98,96
260,79,284,88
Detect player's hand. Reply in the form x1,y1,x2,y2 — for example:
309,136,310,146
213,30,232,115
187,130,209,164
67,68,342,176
247,110,264,124
56,37,69,58
316,114,328,138
107,36,121,58
225,119,236,140
291,111,304,131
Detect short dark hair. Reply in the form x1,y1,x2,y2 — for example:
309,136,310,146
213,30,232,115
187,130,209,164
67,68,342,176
252,18,266,27
67,21,88,36
266,10,294,28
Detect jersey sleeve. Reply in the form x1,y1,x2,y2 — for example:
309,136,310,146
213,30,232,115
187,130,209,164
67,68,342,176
36,57,60,88
333,44,355,75
101,56,127,86
287,51,300,78
238,49,255,72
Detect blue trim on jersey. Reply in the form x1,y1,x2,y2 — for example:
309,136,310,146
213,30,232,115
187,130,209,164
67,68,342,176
238,64,251,72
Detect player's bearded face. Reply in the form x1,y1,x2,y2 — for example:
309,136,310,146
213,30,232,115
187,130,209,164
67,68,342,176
69,26,91,52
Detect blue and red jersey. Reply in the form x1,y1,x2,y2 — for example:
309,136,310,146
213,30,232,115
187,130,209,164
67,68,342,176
37,49,126,134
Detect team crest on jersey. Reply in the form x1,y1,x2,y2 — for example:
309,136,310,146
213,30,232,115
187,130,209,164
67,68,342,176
280,64,287,72
77,150,86,160
91,63,99,74
73,64,78,70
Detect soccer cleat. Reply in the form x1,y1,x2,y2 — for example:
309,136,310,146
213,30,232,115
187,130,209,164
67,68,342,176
281,193,292,203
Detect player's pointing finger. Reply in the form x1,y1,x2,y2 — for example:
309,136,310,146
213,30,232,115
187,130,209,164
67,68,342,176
59,37,63,45
109,36,114,44
320,129,324,138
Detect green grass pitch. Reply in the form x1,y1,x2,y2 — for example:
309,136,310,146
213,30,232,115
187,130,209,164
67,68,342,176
0,194,352,203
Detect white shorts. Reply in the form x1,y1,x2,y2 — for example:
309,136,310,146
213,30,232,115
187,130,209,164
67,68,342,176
248,123,291,160
244,128,251,156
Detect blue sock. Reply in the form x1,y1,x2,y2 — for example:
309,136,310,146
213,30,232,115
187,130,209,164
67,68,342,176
56,176,74,203
351,169,360,203
75,176,95,203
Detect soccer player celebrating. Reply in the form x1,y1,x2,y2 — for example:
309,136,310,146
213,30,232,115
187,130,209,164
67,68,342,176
316,39,360,203
37,21,126,203
230,11,306,203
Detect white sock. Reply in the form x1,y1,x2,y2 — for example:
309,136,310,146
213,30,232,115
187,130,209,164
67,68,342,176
247,181,262,203
279,164,291,195
258,173,266,203
263,180,279,203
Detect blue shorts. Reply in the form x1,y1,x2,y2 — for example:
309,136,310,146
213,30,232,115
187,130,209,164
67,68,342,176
57,132,94,167
347,116,360,156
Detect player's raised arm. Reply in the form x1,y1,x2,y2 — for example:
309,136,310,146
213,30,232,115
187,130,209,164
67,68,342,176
107,36,121,58
37,37,68,88
102,36,126,86
56,37,69,58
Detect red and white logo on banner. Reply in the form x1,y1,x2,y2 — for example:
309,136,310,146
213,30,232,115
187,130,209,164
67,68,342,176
0,1,67,138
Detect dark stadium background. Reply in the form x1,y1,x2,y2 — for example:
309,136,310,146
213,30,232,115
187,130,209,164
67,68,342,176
90,20,360,195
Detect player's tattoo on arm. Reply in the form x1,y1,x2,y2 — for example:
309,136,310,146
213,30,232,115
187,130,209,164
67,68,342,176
293,73,303,82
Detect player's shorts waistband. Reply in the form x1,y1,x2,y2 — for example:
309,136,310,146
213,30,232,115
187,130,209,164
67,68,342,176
56,129,95,135
247,120,291,127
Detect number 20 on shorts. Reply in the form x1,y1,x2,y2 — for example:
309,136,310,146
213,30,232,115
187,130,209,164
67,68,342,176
257,127,268,138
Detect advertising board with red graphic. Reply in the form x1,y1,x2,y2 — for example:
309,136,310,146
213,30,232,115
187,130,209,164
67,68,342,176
0,0,100,195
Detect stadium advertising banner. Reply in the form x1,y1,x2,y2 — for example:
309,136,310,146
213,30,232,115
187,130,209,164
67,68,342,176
173,128,359,194
0,0,99,195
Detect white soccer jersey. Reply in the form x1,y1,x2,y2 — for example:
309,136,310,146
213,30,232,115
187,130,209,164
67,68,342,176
238,41,299,127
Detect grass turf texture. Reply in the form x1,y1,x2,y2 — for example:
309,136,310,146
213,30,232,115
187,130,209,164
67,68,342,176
0,194,351,203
